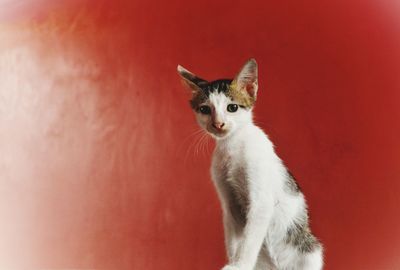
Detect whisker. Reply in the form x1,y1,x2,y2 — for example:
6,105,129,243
179,128,204,160
205,133,212,155
183,130,204,164
195,132,206,157
199,132,208,158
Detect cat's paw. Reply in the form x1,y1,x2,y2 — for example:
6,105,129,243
221,265,240,270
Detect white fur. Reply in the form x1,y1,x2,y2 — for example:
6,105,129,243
194,92,323,270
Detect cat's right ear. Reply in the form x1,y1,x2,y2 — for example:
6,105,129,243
177,65,208,93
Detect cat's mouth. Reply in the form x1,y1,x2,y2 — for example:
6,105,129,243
207,126,229,138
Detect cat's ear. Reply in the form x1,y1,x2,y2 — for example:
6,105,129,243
232,58,258,99
177,65,208,93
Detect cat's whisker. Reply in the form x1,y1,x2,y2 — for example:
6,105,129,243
195,132,206,157
181,129,205,164
191,131,203,157
184,131,204,163
203,132,212,157
196,132,204,157
179,128,204,150
199,131,209,158
205,133,212,155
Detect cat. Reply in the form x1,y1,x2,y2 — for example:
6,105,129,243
177,59,323,270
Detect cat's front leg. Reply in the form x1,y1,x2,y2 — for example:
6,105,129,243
222,196,273,270
223,212,240,262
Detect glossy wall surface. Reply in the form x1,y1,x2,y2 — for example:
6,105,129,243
1,1,399,269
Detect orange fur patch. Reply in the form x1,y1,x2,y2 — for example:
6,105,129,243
228,81,255,108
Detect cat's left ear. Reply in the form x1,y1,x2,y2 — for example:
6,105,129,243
177,65,208,93
232,58,258,99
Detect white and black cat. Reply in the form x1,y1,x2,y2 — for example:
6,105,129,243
177,59,323,270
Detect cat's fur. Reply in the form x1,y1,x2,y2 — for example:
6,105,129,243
177,59,323,270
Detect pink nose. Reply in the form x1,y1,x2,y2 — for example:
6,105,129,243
212,122,225,130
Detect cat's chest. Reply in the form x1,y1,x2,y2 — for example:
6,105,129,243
223,158,246,183
213,150,250,193
213,151,250,222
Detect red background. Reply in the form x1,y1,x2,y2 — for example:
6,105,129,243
1,0,400,269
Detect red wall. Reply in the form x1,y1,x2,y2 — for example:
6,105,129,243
1,1,400,269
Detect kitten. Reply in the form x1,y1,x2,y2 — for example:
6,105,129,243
177,59,323,270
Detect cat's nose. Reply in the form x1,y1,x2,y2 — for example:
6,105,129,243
212,122,225,130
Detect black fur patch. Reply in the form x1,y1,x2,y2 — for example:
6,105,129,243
284,170,301,194
200,79,233,96
189,78,255,109
285,213,321,253
226,166,249,227
190,79,233,109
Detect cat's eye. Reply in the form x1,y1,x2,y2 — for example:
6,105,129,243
227,104,238,113
199,105,211,115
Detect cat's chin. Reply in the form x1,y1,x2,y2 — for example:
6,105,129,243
207,129,230,139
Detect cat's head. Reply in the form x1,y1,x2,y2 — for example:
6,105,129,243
177,59,258,139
